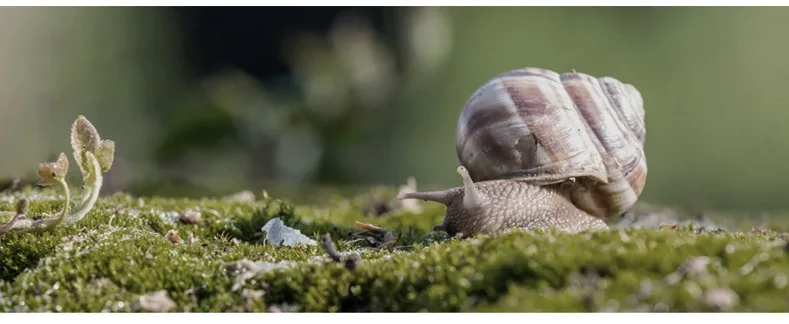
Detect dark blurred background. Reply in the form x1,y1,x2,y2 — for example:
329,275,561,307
2,7,789,212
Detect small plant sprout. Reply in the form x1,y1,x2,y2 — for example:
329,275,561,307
0,115,115,236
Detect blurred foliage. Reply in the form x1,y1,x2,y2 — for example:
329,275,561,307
4,7,789,213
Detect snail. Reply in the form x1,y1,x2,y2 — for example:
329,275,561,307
397,67,647,237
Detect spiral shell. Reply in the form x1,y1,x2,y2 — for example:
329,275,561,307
455,67,647,219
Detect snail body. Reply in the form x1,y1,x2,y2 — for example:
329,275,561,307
398,67,647,236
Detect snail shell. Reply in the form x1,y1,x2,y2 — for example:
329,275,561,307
455,67,647,219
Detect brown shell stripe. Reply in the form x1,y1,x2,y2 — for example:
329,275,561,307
456,83,527,181
560,73,642,216
500,70,605,179
598,77,646,145
559,73,640,178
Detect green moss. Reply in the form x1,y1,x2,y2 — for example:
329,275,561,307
1,186,789,312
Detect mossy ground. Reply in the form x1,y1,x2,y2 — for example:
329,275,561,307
1,185,789,312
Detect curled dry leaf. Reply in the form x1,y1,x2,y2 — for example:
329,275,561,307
164,229,182,245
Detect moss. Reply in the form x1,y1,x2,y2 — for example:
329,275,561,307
1,186,789,312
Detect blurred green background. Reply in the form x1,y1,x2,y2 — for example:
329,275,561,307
1,6,788,213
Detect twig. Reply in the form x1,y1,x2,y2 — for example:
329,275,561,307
321,233,359,270
322,233,343,262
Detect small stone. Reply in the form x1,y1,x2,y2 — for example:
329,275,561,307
705,287,739,311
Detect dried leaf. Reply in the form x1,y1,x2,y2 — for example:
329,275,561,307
36,153,69,186
354,220,396,250
164,229,182,245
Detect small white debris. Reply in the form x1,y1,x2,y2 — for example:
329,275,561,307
260,217,317,247
774,273,788,289
705,287,739,311
397,176,423,213
683,256,711,276
139,290,177,312
241,289,265,300
224,190,256,202
61,235,87,251
179,209,203,225
229,259,299,291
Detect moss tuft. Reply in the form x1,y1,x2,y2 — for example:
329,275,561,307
1,186,789,312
